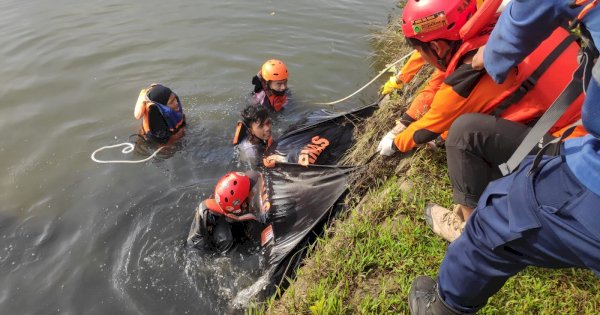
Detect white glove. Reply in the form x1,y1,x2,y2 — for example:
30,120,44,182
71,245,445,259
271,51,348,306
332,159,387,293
377,131,398,156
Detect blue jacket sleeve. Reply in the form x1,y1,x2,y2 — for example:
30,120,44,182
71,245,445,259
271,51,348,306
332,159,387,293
484,0,577,83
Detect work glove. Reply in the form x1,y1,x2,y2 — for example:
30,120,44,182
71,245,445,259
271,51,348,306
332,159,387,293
380,75,402,95
377,131,399,156
263,154,287,168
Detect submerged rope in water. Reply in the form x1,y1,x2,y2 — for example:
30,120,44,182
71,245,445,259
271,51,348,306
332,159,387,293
91,142,164,164
314,50,415,105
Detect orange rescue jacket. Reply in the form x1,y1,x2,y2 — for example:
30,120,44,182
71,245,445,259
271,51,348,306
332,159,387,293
394,0,585,152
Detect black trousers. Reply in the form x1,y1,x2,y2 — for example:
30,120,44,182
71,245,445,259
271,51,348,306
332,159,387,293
445,113,560,208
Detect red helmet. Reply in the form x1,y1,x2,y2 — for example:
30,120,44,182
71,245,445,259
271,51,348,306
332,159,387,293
260,59,289,81
214,172,251,214
402,0,477,42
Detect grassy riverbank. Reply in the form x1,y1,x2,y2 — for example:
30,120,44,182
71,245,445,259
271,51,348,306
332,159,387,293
254,8,600,315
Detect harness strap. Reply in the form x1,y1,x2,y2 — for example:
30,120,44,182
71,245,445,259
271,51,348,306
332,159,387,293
528,125,578,176
492,33,577,117
579,27,600,88
499,60,586,176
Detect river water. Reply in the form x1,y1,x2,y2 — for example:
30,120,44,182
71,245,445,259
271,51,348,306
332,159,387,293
0,0,398,313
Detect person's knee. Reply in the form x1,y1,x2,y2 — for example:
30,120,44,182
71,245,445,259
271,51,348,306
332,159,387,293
446,113,491,148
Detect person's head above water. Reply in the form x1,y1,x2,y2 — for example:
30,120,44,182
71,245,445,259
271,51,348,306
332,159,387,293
214,171,252,214
147,84,178,108
402,0,477,71
241,105,272,142
259,59,289,96
134,83,185,143
250,59,290,112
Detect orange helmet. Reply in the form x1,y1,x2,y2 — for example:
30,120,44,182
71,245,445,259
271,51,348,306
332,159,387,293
260,59,288,81
214,172,251,214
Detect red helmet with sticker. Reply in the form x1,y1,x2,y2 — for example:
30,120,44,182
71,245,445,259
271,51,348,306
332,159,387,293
214,172,251,214
402,0,477,42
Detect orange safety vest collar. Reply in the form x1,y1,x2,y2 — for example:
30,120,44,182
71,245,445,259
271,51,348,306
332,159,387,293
445,0,503,75
442,0,584,136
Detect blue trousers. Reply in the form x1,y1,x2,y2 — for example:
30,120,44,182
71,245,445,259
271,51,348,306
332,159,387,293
437,155,600,313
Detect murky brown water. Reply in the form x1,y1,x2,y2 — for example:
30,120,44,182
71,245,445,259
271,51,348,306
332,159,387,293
0,0,398,313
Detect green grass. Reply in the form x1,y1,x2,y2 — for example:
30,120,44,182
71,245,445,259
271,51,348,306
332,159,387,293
256,147,600,314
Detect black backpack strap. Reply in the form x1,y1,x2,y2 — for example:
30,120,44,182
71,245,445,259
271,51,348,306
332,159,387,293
499,61,586,176
492,33,578,117
578,26,600,89
527,124,579,176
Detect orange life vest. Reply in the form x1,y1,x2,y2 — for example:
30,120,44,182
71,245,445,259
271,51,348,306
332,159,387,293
251,74,288,112
446,0,585,137
267,94,287,112
134,84,186,143
204,198,256,222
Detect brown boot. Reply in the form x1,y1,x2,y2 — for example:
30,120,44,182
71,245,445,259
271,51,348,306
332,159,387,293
408,276,470,314
450,204,464,221
424,204,466,242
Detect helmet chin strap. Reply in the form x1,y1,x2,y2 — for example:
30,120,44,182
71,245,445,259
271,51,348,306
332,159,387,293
434,47,450,69
433,40,461,70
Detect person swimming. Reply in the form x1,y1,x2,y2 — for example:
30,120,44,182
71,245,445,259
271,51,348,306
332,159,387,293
249,59,289,112
187,171,265,252
134,83,186,144
233,105,274,168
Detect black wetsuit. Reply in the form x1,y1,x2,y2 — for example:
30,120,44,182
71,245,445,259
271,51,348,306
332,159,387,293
187,171,263,252
236,137,268,169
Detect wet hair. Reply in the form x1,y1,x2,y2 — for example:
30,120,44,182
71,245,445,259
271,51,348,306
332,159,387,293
252,75,263,93
147,85,173,105
241,105,270,128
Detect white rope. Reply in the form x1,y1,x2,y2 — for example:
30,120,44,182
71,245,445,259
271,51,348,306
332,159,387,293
314,50,416,105
90,142,164,164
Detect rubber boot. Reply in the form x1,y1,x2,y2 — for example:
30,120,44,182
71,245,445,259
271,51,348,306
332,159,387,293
424,204,467,242
408,276,469,315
